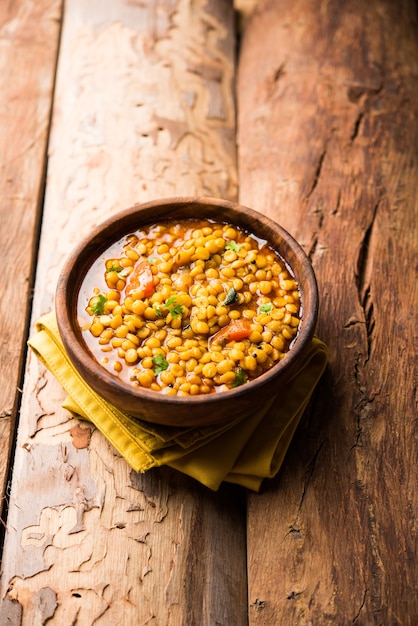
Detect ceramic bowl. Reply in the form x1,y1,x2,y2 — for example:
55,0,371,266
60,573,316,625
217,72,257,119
55,197,318,427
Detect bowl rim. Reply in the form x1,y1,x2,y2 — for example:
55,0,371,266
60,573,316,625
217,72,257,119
55,196,318,411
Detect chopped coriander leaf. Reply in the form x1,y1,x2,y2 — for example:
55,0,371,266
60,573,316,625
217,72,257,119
148,257,157,265
91,294,108,315
105,263,130,278
232,367,246,387
260,302,273,314
152,353,169,374
224,287,238,305
225,240,241,253
165,296,183,319
106,262,123,273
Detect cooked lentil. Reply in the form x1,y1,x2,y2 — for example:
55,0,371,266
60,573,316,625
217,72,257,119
77,219,301,395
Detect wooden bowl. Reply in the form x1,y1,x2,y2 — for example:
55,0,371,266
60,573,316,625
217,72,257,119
55,197,318,427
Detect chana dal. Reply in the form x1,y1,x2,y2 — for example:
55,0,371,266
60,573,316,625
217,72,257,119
77,219,301,396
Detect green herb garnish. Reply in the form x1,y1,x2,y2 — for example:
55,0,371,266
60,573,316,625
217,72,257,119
260,302,274,314
105,263,130,279
232,367,246,388
165,296,184,319
155,295,184,319
152,353,169,375
225,240,241,253
106,262,123,274
224,287,238,305
91,294,108,315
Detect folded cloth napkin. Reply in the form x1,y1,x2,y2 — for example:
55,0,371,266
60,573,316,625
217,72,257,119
28,311,328,491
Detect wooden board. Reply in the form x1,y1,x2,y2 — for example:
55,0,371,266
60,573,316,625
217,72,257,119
0,1,247,623
0,0,62,515
237,0,418,623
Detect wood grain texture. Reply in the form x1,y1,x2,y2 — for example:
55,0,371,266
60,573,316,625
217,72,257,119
0,0,62,514
0,1,246,623
237,0,418,623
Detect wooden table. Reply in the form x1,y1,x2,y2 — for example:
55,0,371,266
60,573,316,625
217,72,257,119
1,1,416,623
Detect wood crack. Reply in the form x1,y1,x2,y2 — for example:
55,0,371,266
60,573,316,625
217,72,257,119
332,189,341,216
355,198,380,361
348,81,383,145
307,235,318,259
287,441,325,537
306,145,327,198
266,61,286,97
350,111,364,143
352,353,380,449
352,588,368,622
351,196,382,448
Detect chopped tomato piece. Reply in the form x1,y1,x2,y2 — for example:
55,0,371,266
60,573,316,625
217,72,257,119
209,318,252,345
125,260,155,297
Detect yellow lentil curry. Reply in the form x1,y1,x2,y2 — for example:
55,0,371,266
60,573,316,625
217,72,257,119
78,219,301,396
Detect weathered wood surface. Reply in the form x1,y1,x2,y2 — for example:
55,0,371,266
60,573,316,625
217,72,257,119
0,1,247,624
237,0,418,623
0,0,62,515
3,0,417,623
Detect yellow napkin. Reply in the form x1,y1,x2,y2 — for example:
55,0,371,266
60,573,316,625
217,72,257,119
28,311,328,491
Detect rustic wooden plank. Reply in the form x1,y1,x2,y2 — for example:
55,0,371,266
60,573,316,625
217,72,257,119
237,0,418,623
0,1,246,623
0,0,62,515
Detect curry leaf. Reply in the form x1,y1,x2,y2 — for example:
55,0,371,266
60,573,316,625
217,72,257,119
224,287,238,305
